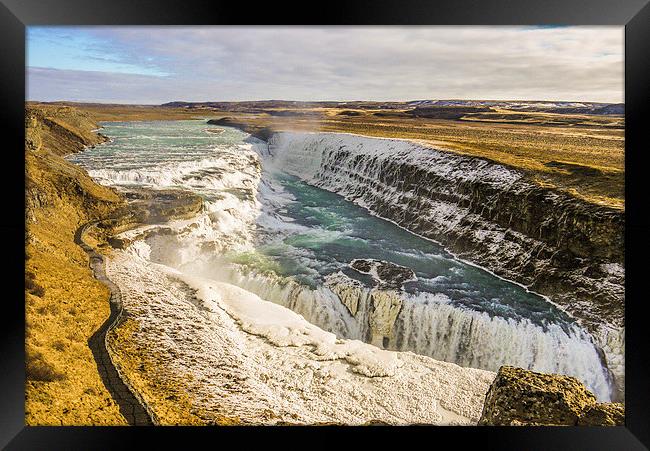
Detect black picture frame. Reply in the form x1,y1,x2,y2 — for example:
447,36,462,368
3,0,649,448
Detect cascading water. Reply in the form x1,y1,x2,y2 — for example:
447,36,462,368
69,120,616,401
185,262,612,401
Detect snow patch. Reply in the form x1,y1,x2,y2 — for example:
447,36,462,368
106,251,495,424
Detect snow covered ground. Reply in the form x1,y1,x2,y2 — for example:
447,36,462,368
106,250,495,425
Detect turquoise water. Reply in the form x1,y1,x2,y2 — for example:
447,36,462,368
253,173,574,331
70,119,573,331
72,120,250,170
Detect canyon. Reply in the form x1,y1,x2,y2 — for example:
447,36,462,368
25,102,625,424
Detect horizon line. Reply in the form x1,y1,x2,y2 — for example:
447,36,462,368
27,98,625,106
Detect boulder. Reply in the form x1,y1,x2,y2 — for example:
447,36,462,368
479,366,623,426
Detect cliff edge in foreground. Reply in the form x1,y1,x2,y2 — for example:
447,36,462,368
25,104,127,425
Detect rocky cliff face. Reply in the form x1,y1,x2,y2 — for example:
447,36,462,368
25,104,122,224
266,132,625,400
26,104,109,156
479,366,624,426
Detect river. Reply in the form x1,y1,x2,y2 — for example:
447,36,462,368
68,119,613,402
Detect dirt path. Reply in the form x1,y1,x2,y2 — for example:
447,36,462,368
74,220,154,426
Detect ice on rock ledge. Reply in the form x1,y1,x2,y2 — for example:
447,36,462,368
164,267,404,377
107,251,495,425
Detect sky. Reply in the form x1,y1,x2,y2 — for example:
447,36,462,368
26,26,624,104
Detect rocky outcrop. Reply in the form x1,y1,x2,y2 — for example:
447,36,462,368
577,401,625,426
325,273,365,317
25,104,121,225
350,259,417,288
109,187,203,226
26,104,109,156
103,189,204,249
25,149,122,225
367,290,403,347
324,272,403,348
207,117,274,141
478,366,624,426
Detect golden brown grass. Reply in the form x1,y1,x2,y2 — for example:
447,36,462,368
26,103,109,156
45,102,205,122
108,318,240,425
25,104,127,425
25,102,238,425
25,201,126,425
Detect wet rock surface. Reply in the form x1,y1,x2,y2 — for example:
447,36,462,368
207,117,274,141
325,272,403,348
478,366,624,426
121,188,204,224
350,259,417,288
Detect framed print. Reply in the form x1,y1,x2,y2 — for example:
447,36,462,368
2,0,649,448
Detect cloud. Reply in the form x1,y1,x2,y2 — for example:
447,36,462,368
27,26,624,103
27,67,178,104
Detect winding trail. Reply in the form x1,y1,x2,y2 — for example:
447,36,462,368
74,220,155,426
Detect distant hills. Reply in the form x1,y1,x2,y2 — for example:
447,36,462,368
408,100,624,115
161,99,624,115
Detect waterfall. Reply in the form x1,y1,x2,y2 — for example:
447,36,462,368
262,131,622,401
201,263,612,401
198,264,362,340
98,123,618,403
392,294,612,401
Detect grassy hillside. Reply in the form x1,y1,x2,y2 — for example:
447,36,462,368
25,104,127,425
25,103,230,425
